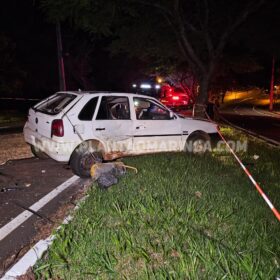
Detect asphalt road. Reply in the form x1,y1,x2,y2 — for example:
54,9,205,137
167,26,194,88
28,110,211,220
220,106,280,143
0,158,89,277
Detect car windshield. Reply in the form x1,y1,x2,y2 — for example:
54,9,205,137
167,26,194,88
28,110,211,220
35,93,76,115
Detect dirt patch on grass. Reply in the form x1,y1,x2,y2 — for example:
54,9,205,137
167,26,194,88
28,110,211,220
0,133,32,163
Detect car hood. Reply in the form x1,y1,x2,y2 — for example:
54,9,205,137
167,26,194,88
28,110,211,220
178,116,218,134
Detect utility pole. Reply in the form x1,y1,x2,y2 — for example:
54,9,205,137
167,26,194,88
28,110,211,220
269,56,275,111
56,22,66,91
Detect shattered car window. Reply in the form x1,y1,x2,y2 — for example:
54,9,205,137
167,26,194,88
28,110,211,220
35,93,76,115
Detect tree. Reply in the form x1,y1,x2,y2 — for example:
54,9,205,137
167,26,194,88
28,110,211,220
62,30,95,90
163,64,198,103
42,0,270,112
0,34,25,96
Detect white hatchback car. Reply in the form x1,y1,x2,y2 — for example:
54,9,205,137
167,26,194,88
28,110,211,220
24,91,218,177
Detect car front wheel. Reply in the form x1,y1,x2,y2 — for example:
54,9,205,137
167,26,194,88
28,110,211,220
185,132,211,154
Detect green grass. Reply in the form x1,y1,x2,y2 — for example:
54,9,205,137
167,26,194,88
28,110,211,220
35,128,280,279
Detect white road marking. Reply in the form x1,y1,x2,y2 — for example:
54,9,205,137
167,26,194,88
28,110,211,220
252,107,262,114
253,107,280,118
238,97,254,103
1,195,88,280
232,105,280,118
233,106,253,116
0,175,79,242
252,106,265,116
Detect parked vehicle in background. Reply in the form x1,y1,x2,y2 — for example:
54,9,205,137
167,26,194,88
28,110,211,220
159,84,193,110
131,81,161,97
24,91,218,177
132,81,193,110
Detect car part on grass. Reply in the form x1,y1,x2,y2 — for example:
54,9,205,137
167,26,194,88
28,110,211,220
90,162,137,179
90,162,138,189
97,173,118,189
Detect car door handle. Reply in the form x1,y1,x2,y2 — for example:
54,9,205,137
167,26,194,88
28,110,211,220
136,125,146,130
96,128,105,131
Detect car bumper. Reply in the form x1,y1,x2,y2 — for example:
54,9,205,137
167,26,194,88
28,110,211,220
24,126,77,162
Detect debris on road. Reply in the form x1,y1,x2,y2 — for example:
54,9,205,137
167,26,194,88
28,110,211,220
253,154,260,160
0,187,25,192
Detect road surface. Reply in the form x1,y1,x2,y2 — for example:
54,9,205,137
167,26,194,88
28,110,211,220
0,157,90,277
220,106,280,143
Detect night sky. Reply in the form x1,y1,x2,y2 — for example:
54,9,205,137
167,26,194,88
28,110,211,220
0,0,279,98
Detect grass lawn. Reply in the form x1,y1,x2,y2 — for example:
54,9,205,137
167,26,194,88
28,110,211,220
35,128,280,279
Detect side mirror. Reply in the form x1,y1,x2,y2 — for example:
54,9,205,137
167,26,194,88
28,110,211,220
169,111,174,119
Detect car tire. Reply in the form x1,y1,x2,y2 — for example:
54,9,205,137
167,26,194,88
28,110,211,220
70,145,103,178
185,131,211,154
30,145,49,159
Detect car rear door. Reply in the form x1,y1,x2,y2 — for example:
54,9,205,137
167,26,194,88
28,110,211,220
92,95,133,156
132,97,182,153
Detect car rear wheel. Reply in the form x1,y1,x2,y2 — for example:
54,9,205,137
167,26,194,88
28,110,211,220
30,145,49,159
185,132,211,154
70,146,103,178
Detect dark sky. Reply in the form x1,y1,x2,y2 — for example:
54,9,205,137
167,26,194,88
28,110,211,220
0,0,279,98
0,0,58,97
0,0,147,98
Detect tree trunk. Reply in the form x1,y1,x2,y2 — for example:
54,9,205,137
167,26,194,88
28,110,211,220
193,75,209,118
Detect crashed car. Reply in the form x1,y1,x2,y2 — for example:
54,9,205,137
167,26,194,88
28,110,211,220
24,91,218,177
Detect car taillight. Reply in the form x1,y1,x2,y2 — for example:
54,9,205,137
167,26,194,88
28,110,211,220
172,96,179,100
51,119,64,137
